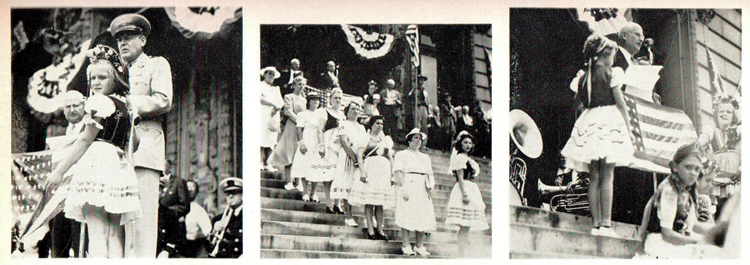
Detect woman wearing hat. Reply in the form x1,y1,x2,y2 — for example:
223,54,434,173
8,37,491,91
392,128,436,256
260,66,284,172
291,91,322,198
307,88,346,213
349,115,396,240
269,76,308,191
445,131,489,257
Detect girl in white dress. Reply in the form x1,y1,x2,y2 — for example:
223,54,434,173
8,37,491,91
445,132,489,257
292,92,322,197
44,45,140,257
307,88,346,213
330,102,366,226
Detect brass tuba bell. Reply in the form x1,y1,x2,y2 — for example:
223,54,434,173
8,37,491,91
509,110,543,159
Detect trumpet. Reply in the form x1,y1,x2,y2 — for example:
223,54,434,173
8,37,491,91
209,205,233,257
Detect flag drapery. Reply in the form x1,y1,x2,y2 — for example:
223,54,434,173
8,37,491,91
623,91,698,173
164,7,242,40
27,39,91,114
405,25,420,67
341,24,396,59
11,150,68,241
577,8,632,36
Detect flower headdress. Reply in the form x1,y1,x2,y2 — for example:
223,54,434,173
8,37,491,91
712,93,740,113
86,44,129,95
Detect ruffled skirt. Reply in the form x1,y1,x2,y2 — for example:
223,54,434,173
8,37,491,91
348,156,396,208
640,233,723,259
63,141,141,225
330,152,357,200
307,145,339,183
445,181,489,230
561,105,635,172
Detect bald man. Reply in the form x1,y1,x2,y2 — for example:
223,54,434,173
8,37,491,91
614,22,644,71
277,58,305,90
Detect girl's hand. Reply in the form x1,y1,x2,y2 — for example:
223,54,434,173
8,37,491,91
44,171,64,192
299,143,307,154
462,193,470,204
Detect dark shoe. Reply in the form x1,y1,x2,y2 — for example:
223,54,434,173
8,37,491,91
362,228,375,240
376,231,389,241
335,205,345,215
326,206,335,214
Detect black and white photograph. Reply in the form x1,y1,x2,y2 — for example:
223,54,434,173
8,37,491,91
10,7,243,258
510,8,741,258
259,24,492,258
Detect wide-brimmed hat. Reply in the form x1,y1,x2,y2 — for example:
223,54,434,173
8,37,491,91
261,66,281,79
110,13,152,37
219,177,243,193
405,128,427,142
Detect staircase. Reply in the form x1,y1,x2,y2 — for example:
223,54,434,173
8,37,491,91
509,205,643,259
261,147,493,258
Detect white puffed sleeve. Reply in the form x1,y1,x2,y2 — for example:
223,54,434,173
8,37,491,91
83,94,116,130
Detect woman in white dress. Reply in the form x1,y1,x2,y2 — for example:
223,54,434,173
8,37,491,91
291,92,322,197
445,132,489,257
260,67,284,171
307,88,346,213
393,128,436,256
350,115,396,240
330,102,366,226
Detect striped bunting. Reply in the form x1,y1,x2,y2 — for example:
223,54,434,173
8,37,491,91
623,90,698,173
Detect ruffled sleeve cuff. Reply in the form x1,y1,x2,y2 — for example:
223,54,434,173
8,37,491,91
610,67,625,88
449,153,469,172
82,94,115,130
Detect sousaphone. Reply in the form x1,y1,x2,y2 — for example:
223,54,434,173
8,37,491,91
509,109,543,206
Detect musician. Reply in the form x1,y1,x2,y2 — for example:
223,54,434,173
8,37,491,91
210,177,243,258
111,13,174,257
276,58,305,91
156,160,190,258
183,180,212,257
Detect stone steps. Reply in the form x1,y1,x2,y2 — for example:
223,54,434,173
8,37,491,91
261,234,492,258
262,169,493,185
509,205,642,259
261,249,428,259
261,177,492,195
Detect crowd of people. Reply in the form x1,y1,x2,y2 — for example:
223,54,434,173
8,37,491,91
260,63,490,257
26,13,243,258
559,22,740,258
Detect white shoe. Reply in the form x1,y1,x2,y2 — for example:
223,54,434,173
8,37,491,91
414,246,431,257
345,218,359,227
284,182,295,191
591,227,600,236
265,165,278,172
302,194,311,202
401,246,416,255
312,194,320,202
598,227,620,238
296,183,304,192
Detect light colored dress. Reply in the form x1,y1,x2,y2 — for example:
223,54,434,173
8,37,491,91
268,93,306,168
260,81,284,148
63,94,141,224
307,108,346,182
348,133,396,208
393,149,436,232
445,153,489,230
330,120,367,200
290,110,318,180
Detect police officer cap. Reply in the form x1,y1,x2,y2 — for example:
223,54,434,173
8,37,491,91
110,13,151,37
220,177,243,193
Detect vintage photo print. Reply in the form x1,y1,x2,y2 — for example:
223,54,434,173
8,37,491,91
10,7,243,258
259,24,492,258
510,8,741,259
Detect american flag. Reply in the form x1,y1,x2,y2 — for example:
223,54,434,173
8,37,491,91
12,151,67,242
706,46,728,96
577,8,632,37
623,90,697,173
405,25,420,67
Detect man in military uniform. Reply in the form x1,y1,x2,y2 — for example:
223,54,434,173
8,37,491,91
209,177,243,258
110,13,173,257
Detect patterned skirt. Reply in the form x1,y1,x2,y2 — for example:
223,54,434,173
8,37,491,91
348,156,396,208
63,141,141,225
561,105,635,172
445,181,489,230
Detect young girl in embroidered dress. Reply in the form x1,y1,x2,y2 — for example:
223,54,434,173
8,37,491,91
44,45,140,257
561,35,634,238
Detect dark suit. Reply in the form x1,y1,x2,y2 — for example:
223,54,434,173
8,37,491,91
210,208,242,258
379,89,402,138
613,48,631,72
320,71,338,90
157,174,190,257
275,69,304,90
